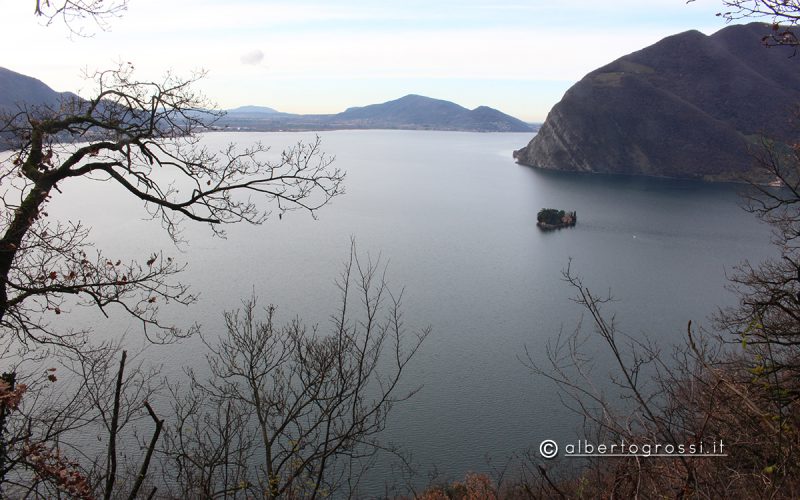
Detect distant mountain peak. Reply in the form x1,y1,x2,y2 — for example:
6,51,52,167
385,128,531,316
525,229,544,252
227,105,280,114
395,94,444,102
333,94,530,132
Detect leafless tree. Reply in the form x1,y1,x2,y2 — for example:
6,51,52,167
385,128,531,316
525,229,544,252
523,264,697,495
0,63,344,346
522,263,800,498
515,4,800,494
0,56,343,496
710,0,800,24
32,0,128,34
696,0,800,47
4,2,404,499
0,343,167,498
156,243,430,499
707,137,800,433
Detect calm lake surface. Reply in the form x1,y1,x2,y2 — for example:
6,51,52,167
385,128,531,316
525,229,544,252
50,130,777,494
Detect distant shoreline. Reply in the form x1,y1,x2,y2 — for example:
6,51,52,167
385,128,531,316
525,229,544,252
204,125,535,134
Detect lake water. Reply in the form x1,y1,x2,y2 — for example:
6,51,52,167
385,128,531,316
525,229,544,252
47,130,777,494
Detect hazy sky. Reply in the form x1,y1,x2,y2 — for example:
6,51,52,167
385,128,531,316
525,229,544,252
5,1,741,121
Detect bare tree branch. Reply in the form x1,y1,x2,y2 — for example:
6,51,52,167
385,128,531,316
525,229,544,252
156,241,429,498
33,0,128,35
0,63,344,346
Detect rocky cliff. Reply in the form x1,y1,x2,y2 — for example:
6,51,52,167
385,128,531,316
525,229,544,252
513,23,800,181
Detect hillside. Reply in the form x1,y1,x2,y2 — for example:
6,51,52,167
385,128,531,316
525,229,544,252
0,66,75,113
0,67,81,149
513,23,800,181
219,94,533,132
330,94,532,131
0,66,532,139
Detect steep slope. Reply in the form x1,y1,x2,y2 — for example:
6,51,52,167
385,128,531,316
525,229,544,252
513,23,800,181
0,66,74,112
0,67,81,150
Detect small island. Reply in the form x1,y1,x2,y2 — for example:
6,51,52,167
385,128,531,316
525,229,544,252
537,208,577,230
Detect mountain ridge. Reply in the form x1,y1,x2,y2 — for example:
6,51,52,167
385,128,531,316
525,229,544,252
0,67,532,136
513,23,800,182
227,105,280,114
0,67,77,113
221,94,533,132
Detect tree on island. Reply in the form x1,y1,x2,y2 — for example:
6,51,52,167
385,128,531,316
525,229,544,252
536,208,576,228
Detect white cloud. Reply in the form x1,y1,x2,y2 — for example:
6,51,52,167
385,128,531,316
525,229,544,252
240,49,265,66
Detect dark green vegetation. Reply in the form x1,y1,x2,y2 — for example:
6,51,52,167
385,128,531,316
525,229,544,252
536,208,576,230
514,22,800,182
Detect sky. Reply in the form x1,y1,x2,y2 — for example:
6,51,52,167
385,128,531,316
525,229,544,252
3,0,745,121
